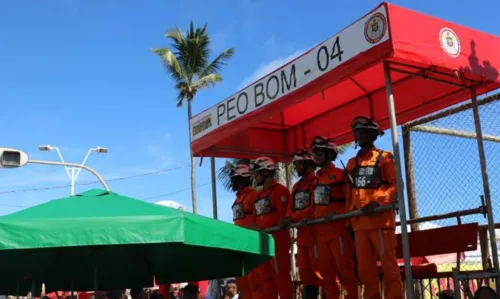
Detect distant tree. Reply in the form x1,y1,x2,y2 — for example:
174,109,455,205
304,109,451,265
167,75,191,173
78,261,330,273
151,22,234,214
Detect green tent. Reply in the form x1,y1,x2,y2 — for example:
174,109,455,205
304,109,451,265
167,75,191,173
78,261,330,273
0,189,274,292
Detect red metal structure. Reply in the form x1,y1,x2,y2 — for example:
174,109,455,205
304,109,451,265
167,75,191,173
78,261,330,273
190,2,500,298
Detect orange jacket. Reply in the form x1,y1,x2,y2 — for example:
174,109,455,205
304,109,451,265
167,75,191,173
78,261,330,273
232,186,257,228
311,163,348,241
346,147,397,231
255,180,291,229
287,172,316,246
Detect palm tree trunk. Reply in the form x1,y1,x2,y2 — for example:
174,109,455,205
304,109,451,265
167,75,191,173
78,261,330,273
187,100,198,214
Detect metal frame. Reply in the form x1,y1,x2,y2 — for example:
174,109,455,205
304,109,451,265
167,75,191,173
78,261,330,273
470,87,500,295
28,159,109,191
383,61,414,298
205,59,499,299
402,92,500,297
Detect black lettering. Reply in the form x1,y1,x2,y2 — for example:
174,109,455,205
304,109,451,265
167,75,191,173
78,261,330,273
330,36,343,62
237,92,249,114
217,104,225,125
227,97,236,121
254,83,265,107
266,75,279,100
317,45,329,72
281,64,297,93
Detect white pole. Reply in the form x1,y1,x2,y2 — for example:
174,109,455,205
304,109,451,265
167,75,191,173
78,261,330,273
383,62,414,298
28,159,110,191
40,146,104,195
74,148,95,180
53,147,72,179
70,167,76,196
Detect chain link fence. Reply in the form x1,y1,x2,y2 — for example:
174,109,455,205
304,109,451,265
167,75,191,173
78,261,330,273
402,92,500,277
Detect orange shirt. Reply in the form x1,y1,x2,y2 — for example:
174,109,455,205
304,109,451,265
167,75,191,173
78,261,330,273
311,163,348,241
346,147,397,231
232,186,257,228
254,180,291,229
287,172,316,246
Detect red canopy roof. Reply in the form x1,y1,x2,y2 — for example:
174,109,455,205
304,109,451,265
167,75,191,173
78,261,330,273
190,2,500,161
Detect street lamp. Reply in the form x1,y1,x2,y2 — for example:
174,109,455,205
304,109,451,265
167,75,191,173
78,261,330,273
0,147,109,191
38,145,109,195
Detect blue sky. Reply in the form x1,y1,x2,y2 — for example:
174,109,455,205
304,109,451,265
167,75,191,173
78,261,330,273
1,0,500,225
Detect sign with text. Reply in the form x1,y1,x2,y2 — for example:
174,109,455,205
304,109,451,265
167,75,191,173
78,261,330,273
190,6,390,141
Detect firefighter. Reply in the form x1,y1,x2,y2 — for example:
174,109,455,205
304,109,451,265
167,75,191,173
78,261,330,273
250,157,293,299
346,116,403,299
310,136,359,299
229,164,257,299
280,149,321,299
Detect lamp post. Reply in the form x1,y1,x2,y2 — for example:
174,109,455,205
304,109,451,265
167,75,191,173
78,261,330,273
38,145,108,195
0,147,109,191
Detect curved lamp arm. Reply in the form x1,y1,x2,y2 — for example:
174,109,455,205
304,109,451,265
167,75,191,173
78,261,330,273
28,159,110,191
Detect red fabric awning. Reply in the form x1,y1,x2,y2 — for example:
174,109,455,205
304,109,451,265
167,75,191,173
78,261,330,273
190,2,500,160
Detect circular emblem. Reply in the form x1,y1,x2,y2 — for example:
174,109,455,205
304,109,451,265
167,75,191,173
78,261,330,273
281,196,288,203
364,13,387,44
439,27,461,58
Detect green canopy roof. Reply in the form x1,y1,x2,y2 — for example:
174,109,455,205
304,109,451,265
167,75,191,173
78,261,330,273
0,189,274,292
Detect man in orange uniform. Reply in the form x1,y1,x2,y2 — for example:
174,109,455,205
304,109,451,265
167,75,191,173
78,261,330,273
310,136,359,299
250,157,293,299
280,150,321,299
229,164,257,299
346,116,403,299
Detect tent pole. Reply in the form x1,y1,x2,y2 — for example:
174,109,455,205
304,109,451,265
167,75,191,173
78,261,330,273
210,148,221,299
93,264,98,299
470,86,500,292
383,61,414,299
210,148,218,220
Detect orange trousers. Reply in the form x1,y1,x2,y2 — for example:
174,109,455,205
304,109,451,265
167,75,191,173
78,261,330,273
316,228,359,298
355,229,403,299
271,229,293,299
236,276,252,299
249,259,278,299
297,244,321,287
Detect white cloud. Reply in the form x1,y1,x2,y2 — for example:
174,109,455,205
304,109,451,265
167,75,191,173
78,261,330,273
237,49,305,91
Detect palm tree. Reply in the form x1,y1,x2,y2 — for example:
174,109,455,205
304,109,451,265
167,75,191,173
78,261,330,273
218,144,352,193
152,22,234,214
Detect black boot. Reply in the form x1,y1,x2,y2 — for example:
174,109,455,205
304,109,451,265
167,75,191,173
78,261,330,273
302,285,319,299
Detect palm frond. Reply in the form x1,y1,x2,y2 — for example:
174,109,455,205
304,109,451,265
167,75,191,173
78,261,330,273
184,31,210,79
217,158,243,193
151,47,186,82
165,27,189,75
175,82,188,108
192,74,223,89
199,48,235,78
337,143,352,155
165,27,186,55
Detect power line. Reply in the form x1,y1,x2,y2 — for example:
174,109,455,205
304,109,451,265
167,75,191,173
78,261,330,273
142,182,211,201
0,182,213,209
0,164,191,195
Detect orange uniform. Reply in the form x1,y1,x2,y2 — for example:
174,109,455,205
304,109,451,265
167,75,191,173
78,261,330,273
312,163,359,299
287,172,321,288
346,147,403,299
232,186,258,299
255,180,293,299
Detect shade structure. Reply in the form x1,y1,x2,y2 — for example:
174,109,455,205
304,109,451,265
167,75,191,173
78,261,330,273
189,2,500,160
0,189,274,292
